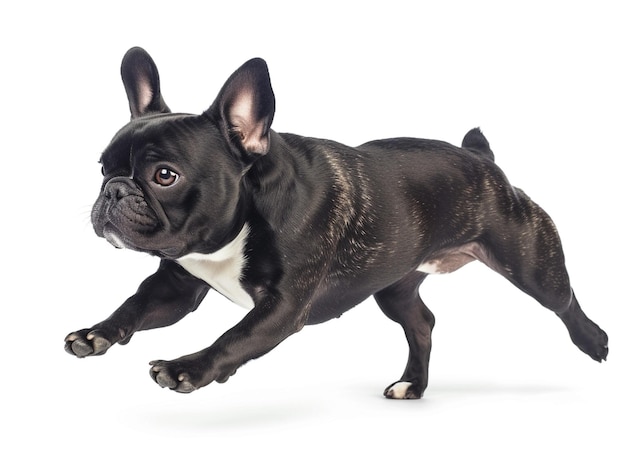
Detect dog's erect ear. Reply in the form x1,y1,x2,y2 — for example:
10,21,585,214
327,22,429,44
120,47,171,119
208,58,275,158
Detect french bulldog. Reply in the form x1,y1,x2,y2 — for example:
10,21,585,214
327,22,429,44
65,47,608,398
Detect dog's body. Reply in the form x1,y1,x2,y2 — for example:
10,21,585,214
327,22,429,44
65,48,608,398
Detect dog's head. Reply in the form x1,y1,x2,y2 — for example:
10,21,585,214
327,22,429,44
91,47,275,258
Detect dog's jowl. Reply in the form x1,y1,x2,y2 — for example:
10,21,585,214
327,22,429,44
65,47,608,398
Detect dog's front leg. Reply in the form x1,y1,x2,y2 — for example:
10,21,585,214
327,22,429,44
65,260,209,358
149,296,307,393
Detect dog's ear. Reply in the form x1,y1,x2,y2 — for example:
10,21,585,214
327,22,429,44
120,47,171,119
208,58,275,159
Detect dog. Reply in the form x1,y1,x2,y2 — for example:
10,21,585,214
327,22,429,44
65,47,608,398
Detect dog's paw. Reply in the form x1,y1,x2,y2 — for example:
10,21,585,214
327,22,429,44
384,381,424,399
149,360,200,393
64,329,113,358
570,318,609,362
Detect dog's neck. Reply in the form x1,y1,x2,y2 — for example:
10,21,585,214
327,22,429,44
244,131,325,228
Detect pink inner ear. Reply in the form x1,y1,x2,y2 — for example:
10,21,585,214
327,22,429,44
230,89,255,124
229,89,269,155
137,76,154,114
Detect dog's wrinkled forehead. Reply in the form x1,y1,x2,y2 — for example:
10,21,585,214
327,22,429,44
101,113,207,173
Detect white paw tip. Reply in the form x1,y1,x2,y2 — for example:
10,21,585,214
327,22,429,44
385,381,413,399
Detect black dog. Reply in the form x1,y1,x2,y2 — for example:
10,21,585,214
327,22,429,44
65,47,608,398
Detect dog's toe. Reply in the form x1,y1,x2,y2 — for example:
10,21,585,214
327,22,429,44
65,329,112,358
65,336,94,358
150,365,177,389
149,361,197,393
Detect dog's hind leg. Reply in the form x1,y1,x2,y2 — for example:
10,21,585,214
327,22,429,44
374,271,435,399
477,190,609,362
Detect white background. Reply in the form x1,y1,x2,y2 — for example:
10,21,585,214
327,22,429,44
1,1,624,470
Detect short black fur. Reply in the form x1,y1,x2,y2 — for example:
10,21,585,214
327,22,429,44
66,47,608,398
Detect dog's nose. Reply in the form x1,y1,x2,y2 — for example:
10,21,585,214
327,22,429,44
104,177,139,201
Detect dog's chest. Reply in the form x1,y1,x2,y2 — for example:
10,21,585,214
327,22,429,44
176,225,254,310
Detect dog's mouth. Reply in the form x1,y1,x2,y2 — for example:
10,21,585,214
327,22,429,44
99,220,186,259
103,226,126,249
100,220,148,252
93,193,164,252
94,201,160,243
91,177,196,258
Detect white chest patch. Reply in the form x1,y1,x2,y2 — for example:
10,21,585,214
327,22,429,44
416,261,440,274
176,224,254,310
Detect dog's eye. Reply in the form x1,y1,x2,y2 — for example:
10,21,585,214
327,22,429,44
154,168,179,187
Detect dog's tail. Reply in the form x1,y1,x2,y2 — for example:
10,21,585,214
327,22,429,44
462,127,494,161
